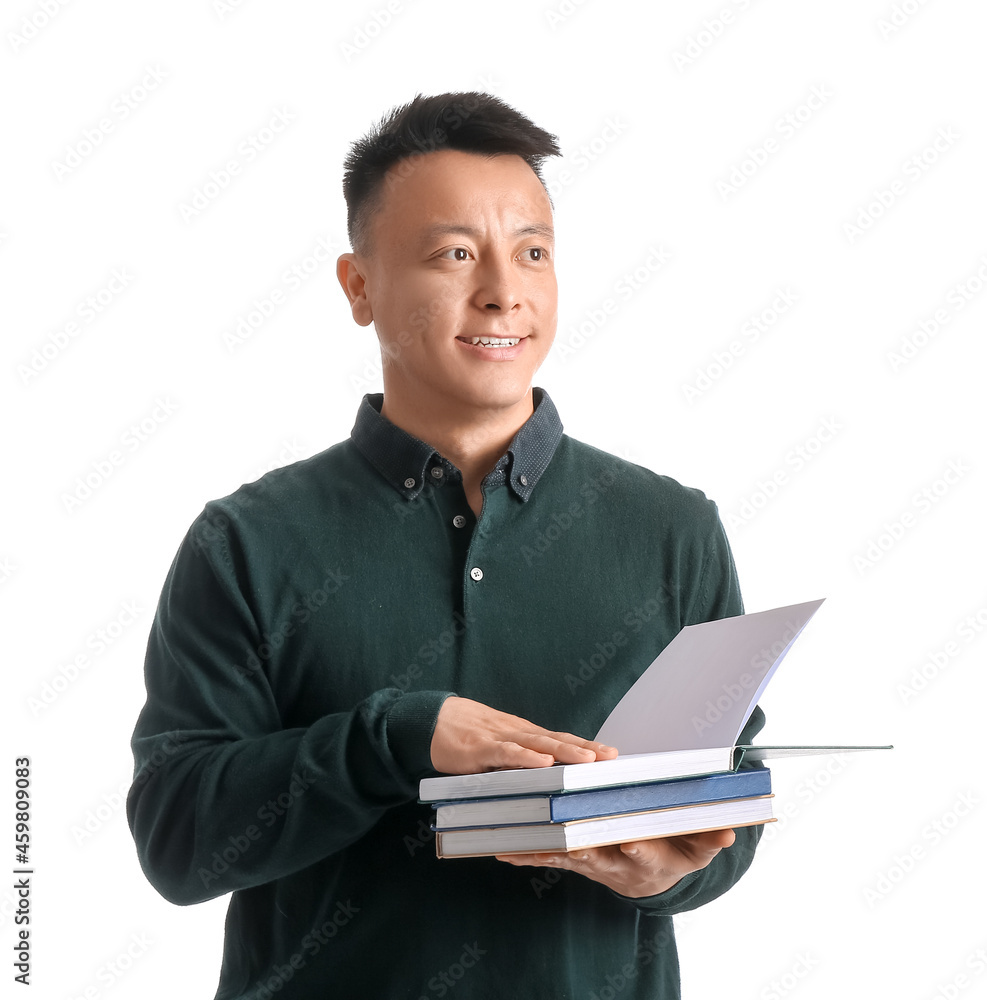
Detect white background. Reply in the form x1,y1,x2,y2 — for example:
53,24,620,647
3,1,986,997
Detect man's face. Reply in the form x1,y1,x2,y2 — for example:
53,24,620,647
339,149,558,419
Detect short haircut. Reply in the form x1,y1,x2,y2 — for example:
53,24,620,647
343,92,561,254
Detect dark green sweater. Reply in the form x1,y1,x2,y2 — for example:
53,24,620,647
128,390,764,999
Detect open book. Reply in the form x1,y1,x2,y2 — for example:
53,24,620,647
419,599,891,803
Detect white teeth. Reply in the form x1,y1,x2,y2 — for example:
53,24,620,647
469,337,521,347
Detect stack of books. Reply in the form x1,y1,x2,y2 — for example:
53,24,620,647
421,761,774,859
420,600,890,859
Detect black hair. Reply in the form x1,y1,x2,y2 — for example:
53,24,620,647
342,92,561,254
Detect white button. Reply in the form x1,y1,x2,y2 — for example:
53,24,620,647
469,567,483,581
453,515,467,528
519,474,528,486
403,477,416,488
431,467,444,479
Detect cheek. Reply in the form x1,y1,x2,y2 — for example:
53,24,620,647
406,285,464,337
532,288,559,335
530,274,558,314
373,280,430,340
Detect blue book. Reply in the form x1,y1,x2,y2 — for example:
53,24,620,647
433,767,771,830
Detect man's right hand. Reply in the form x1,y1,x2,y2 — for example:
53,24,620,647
429,696,618,775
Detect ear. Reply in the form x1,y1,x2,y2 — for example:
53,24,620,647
336,254,374,327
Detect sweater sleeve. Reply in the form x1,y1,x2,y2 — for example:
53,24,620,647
615,503,767,916
126,508,454,906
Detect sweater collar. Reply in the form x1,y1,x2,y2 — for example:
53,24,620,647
350,388,564,502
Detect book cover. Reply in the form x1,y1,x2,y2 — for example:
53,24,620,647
433,767,773,829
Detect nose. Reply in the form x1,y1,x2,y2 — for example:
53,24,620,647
472,256,520,311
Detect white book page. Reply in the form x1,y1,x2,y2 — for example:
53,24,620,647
593,599,825,755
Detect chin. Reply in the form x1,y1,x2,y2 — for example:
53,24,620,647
451,388,530,414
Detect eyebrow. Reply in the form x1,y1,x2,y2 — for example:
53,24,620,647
419,222,555,245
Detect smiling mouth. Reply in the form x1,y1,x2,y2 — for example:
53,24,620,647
458,336,523,348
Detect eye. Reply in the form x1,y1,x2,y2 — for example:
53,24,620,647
438,247,472,262
519,246,549,262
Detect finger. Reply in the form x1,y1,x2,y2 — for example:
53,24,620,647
669,828,737,859
502,846,620,869
511,732,615,764
697,827,736,850
538,731,619,760
500,732,594,764
618,841,650,861
520,847,636,885
541,740,597,764
491,741,557,770
495,852,571,868
617,829,735,872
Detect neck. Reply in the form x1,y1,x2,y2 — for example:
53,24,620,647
380,389,536,516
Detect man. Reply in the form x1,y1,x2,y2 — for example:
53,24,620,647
128,92,765,998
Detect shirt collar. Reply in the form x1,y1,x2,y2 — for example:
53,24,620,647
350,388,564,502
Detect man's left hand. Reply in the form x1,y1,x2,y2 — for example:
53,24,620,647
495,828,736,898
